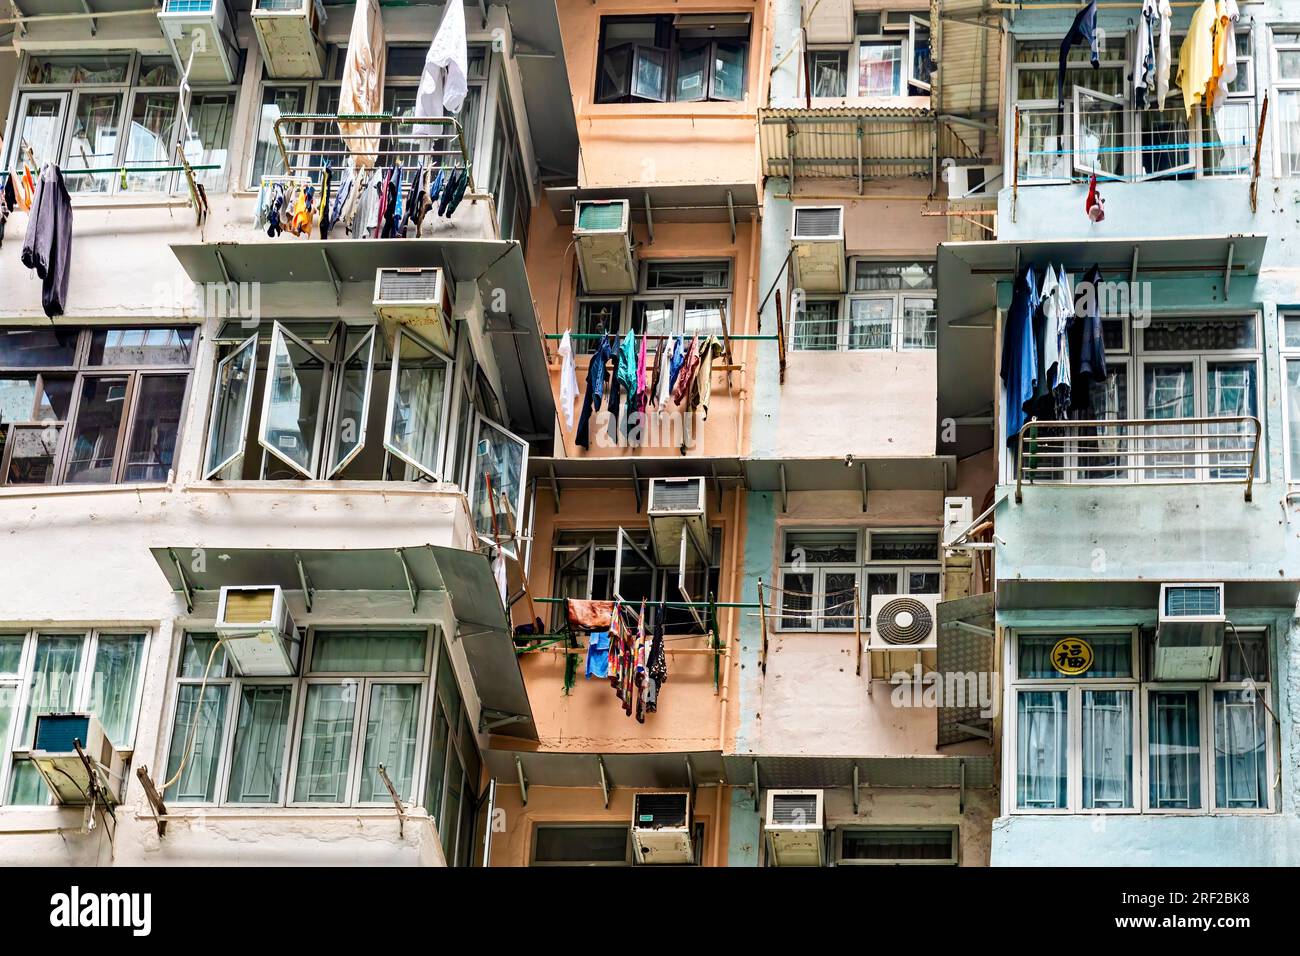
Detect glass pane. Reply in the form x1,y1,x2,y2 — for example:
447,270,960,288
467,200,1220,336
1224,632,1269,683
675,43,709,100
123,92,180,193
1207,361,1257,479
227,685,291,804
597,44,632,102
1016,690,1068,809
1081,690,1133,809
471,420,526,551
64,376,130,484
437,643,462,719
644,261,728,290
865,571,899,597
858,42,902,96
87,634,145,747
1286,316,1300,349
2,424,63,486
0,327,78,367
423,702,450,819
1143,362,1196,480
575,300,621,354
205,337,256,476
327,331,374,475
683,298,726,338
869,532,938,561
783,530,857,563
1214,689,1268,809
811,51,847,97
793,300,838,351
1,374,41,424
88,328,194,366
165,683,229,803
386,332,448,479
65,92,124,194
1201,100,1252,177
441,755,464,857
0,637,23,674
262,328,328,476
1017,633,1133,679
18,635,84,746
779,571,814,629
25,54,129,84
1017,108,1070,182
1075,91,1124,178
534,826,630,864
178,632,227,678
1149,690,1201,809
0,686,16,777
711,41,746,100
358,683,421,802
854,262,935,292
1280,91,1300,175
823,572,857,630
848,298,893,350
252,85,307,185
631,47,668,101
122,375,186,482
14,96,66,170
187,92,236,191
311,631,427,672
8,760,48,805
137,56,179,87
294,683,358,803
841,829,953,861
631,300,674,339
901,297,936,349
906,570,940,593
1144,316,1256,350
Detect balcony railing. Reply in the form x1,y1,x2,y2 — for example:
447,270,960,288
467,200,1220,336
1013,416,1261,503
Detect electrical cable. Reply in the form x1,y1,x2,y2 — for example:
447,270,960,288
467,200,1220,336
160,636,225,792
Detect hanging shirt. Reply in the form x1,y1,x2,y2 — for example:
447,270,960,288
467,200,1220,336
1177,0,1218,118
671,337,702,406
616,329,638,440
413,0,469,136
655,336,674,409
558,330,579,432
692,336,726,418
576,335,612,449
668,334,686,390
1068,265,1109,412
1001,266,1040,444
1057,0,1100,108
586,631,611,680
1133,0,1158,108
21,164,73,318
1052,266,1074,408
337,0,386,168
1156,0,1174,109
1208,0,1240,112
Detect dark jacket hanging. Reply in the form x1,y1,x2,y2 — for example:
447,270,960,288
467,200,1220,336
1058,0,1100,108
1001,266,1040,444
1068,264,1109,412
575,334,613,448
21,164,73,318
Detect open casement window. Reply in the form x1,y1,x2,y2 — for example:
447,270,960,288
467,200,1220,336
676,523,712,630
258,322,333,478
598,44,669,103
469,417,529,558
324,328,376,477
907,16,931,93
383,328,451,481
203,333,258,479
613,527,656,604
1073,86,1127,180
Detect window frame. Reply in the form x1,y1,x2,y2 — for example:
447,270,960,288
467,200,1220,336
573,259,735,353
789,259,936,353
1282,310,1300,485
593,14,751,105
834,824,959,866
1271,27,1300,176
530,823,635,866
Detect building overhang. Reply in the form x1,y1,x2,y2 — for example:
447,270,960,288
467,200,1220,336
483,749,726,794
147,544,538,740
758,106,938,182
936,233,1269,460
997,578,1300,613
169,237,554,439
544,183,761,230
722,754,995,792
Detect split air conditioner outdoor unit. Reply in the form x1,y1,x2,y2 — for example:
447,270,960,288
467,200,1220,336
647,476,708,567
30,713,126,806
803,0,853,44
373,267,454,353
1155,583,1226,680
631,792,693,864
764,789,826,867
945,164,1004,200
159,0,241,84
870,592,940,654
942,496,974,548
252,0,327,79
216,585,301,677
791,206,845,293
574,199,637,294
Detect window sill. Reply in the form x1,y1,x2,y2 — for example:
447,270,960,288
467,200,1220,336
68,195,197,212
182,479,464,497
136,806,433,823
0,805,85,833
805,94,931,111
580,102,756,120
0,481,172,500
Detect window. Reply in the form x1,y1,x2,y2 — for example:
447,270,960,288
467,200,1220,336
162,628,480,848
532,825,633,865
836,827,957,865
790,260,935,352
5,53,236,194
777,529,940,632
1283,313,1300,482
1009,629,1274,815
574,260,733,355
0,630,148,806
0,326,195,486
594,14,750,104
1273,30,1300,175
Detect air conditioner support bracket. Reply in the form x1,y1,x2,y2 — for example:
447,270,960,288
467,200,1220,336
321,249,342,306
294,551,316,613
685,755,696,810
135,766,168,838
959,759,967,814
860,462,868,512
644,192,654,245
852,765,861,814
167,548,195,614
479,709,528,733
631,463,642,513
396,547,418,613
74,738,114,823
515,754,529,805
726,189,736,245
778,463,788,514
597,755,611,808
548,462,561,510
751,759,760,812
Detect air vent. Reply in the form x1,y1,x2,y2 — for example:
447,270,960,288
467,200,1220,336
635,793,688,828
875,597,933,645
378,269,442,301
770,793,818,826
792,206,843,239
1164,585,1221,617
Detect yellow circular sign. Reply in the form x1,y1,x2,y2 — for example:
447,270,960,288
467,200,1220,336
1050,638,1094,676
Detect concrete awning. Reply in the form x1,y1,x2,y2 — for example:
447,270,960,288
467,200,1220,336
722,753,995,790
544,183,761,227
147,545,537,739
745,456,956,496
759,106,938,181
484,749,726,789
998,578,1300,613
936,233,1269,459
169,237,553,439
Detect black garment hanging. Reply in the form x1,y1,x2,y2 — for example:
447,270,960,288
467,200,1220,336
1068,264,1109,412
575,334,613,449
646,604,667,714
21,164,73,318
1058,0,1100,108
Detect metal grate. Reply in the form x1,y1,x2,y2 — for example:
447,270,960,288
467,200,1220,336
634,794,688,829
1165,586,1221,617
792,206,842,238
577,201,627,231
377,269,442,302
875,597,933,645
769,793,819,826
163,0,216,12
650,479,702,513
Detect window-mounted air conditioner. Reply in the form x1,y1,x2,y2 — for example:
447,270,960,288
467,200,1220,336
252,0,326,79
373,267,454,354
1155,583,1225,680
765,789,826,867
803,0,853,44
945,164,1004,200
30,713,126,806
791,206,845,294
631,792,693,864
216,585,301,677
870,593,940,651
158,0,241,84
574,200,637,294
647,476,708,568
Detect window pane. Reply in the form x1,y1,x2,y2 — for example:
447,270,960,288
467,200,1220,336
294,683,358,803
1149,690,1201,809
123,91,180,192
13,96,65,170
596,44,632,102
8,760,48,805
227,685,291,804
311,631,427,673
710,40,746,100
87,634,145,747
252,85,306,186
386,332,448,479
793,300,838,351
25,54,129,84
0,636,23,675
1144,315,1256,351
840,828,953,862
854,262,935,291
205,336,256,476
1018,633,1133,679
534,826,630,864
865,571,899,597
1290,359,1300,480
88,328,194,366
1081,689,1133,809
137,56,179,87
858,42,902,96
441,754,464,857
1224,632,1269,683
18,635,83,747
1201,100,1252,177
0,686,16,780
64,376,130,484
848,298,892,350
1214,689,1268,809
907,570,940,593
631,47,668,101
262,328,328,476
471,420,526,550
575,300,621,354
675,42,709,101
780,571,814,629
65,92,124,194
165,683,229,803
1016,690,1068,809
1143,362,1196,480
423,701,450,819
326,331,374,475
901,297,936,349
358,683,421,802
0,328,78,367
437,643,462,719
811,51,847,97
645,261,729,290
784,530,857,564
122,374,186,482
187,92,236,191
2,424,63,486
682,298,727,338
178,632,227,678
869,532,938,561
1280,91,1300,175
1207,361,1258,479
823,572,857,630
631,300,674,339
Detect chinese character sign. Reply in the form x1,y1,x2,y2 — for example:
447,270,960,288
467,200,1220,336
1050,638,1094,676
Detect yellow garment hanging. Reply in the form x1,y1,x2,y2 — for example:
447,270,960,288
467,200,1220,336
1205,0,1232,111
1176,0,1217,118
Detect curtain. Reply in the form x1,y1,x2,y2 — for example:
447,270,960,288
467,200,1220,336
87,634,145,747
358,683,421,802
311,630,426,673
1081,690,1133,808
1149,690,1201,809
780,572,813,629
1144,362,1196,479
1016,691,1068,809
423,703,451,820
1207,361,1256,478
294,683,357,802
1288,360,1300,479
166,684,229,803
227,685,292,804
1214,689,1268,809
1017,634,1132,679
19,635,82,747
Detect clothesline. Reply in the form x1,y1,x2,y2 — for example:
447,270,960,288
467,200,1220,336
547,333,778,342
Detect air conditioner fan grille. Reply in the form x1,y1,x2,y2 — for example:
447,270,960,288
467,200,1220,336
876,597,932,645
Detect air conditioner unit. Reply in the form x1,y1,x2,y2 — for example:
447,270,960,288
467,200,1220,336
631,792,693,864
374,267,455,354
944,164,1004,200
647,476,708,567
30,713,126,806
803,0,853,43
1155,583,1225,680
574,200,637,294
870,593,940,652
765,789,826,867
215,585,301,677
942,496,973,548
791,206,845,293
159,0,241,84
252,0,326,79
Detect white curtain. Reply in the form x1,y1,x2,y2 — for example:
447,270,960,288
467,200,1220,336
358,683,421,802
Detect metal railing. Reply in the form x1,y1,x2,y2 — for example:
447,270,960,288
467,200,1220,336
1014,416,1262,503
